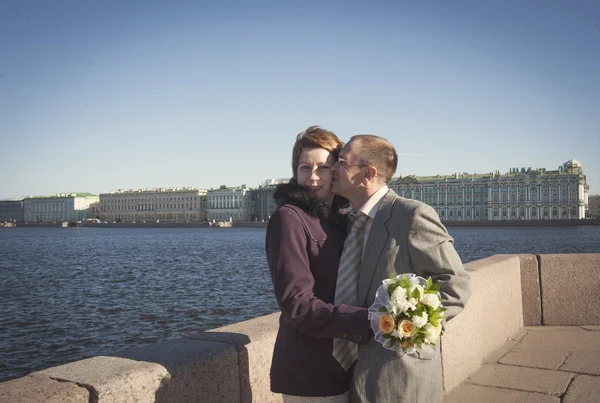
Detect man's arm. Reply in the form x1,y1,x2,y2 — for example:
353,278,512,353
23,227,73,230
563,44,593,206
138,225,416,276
406,203,472,322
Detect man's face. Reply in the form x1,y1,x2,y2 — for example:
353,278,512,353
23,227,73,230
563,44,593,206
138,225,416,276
331,140,367,197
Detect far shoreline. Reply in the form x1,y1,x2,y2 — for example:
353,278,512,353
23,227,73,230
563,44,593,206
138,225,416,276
3,219,600,229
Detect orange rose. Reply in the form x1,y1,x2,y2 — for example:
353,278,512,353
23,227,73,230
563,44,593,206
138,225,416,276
379,314,395,333
398,319,415,338
400,340,415,349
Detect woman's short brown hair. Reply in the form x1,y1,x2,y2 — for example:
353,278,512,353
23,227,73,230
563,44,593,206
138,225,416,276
291,126,344,178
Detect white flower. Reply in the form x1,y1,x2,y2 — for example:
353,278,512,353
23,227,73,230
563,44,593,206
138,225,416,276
388,286,416,315
421,293,441,310
412,312,428,328
424,323,442,344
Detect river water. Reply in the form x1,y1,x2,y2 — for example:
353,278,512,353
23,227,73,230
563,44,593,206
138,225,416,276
1,225,599,381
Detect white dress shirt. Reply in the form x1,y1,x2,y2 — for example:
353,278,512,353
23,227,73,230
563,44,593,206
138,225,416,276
356,185,389,254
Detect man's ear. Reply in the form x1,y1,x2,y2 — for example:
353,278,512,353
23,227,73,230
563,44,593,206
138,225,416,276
365,166,378,181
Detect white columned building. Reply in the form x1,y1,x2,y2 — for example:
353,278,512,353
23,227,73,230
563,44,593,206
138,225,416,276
388,160,588,221
23,193,99,222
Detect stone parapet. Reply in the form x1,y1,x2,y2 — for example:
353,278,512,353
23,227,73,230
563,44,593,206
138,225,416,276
3,253,600,402
518,254,542,326
441,255,524,394
539,253,600,326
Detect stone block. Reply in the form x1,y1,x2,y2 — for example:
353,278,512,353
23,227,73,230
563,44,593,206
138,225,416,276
442,255,523,394
539,254,600,325
0,373,89,403
467,363,573,396
189,312,282,403
38,356,169,403
443,383,560,403
563,374,600,403
512,327,600,353
499,351,568,370
560,352,600,375
484,328,528,364
517,254,542,325
111,338,240,403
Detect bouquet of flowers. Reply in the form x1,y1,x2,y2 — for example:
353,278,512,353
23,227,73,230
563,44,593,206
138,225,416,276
368,273,446,354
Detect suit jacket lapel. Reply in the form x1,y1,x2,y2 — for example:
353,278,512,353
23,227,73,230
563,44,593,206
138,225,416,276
358,190,396,307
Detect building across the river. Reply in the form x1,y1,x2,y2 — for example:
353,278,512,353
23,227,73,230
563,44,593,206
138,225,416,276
22,193,99,223
206,185,254,222
4,159,592,224
0,200,23,223
388,159,589,220
253,178,290,222
98,188,207,223
588,195,600,219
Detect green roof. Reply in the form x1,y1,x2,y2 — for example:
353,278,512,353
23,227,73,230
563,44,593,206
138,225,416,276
24,192,98,199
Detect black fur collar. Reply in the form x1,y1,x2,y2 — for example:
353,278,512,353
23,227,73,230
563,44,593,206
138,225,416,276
273,180,352,224
274,181,332,219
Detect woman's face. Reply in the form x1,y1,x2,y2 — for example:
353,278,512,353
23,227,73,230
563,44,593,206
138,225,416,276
296,147,335,203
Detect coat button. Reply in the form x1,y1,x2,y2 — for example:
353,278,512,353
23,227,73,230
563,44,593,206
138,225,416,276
353,334,362,342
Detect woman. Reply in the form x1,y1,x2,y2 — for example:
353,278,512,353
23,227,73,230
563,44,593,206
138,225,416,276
265,126,371,402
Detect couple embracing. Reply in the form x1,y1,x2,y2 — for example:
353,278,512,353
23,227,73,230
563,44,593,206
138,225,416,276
266,126,472,403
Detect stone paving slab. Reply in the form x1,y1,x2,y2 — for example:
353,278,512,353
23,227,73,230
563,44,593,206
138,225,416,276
563,375,600,403
498,351,568,370
483,328,528,364
467,363,573,396
512,327,600,352
444,384,560,403
524,326,586,332
560,352,600,375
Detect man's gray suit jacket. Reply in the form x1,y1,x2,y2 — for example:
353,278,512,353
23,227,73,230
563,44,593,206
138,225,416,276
350,189,472,403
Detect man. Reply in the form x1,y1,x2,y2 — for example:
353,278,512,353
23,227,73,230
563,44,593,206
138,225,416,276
331,134,471,403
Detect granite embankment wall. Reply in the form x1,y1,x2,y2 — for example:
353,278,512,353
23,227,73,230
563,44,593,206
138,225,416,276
1,253,599,403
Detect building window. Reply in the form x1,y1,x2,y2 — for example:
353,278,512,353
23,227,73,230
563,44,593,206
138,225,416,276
531,207,537,217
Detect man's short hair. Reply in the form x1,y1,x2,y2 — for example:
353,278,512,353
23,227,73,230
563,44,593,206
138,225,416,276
350,134,398,183
291,126,344,178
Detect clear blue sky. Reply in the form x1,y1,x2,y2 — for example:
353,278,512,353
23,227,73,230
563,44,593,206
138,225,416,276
1,0,598,199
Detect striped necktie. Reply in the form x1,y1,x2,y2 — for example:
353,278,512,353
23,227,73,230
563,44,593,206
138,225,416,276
333,213,370,370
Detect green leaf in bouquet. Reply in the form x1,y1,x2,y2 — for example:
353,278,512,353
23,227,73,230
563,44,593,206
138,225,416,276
411,287,421,299
378,306,388,313
382,333,393,339
386,339,395,348
399,275,411,290
425,277,433,290
428,284,441,293
387,278,402,297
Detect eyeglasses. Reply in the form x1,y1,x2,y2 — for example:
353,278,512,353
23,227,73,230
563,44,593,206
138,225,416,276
337,157,366,169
